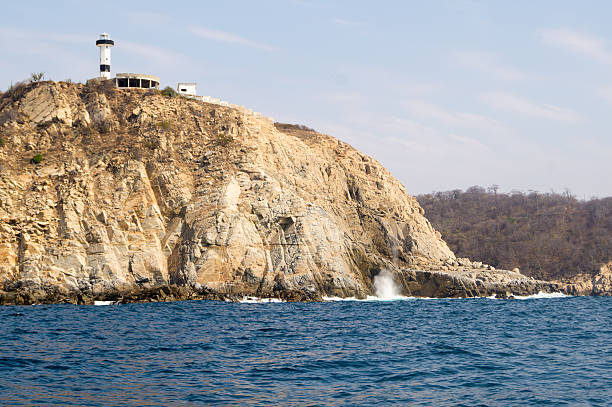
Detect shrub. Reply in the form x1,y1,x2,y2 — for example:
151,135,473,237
144,140,159,150
274,122,316,132
0,138,5,147
214,133,234,147
30,72,45,83
31,153,43,164
158,120,170,129
4,81,28,100
94,118,113,134
161,86,177,98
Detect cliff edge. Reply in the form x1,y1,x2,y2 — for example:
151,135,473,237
0,81,561,303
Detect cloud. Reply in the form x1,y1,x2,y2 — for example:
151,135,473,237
0,27,184,64
480,92,582,122
596,86,612,104
388,117,439,139
0,27,192,80
0,27,89,44
538,28,612,64
120,41,188,65
320,90,368,105
0,27,92,77
449,134,491,151
126,11,173,26
189,26,279,51
452,51,526,80
402,100,510,135
331,18,365,27
322,111,493,158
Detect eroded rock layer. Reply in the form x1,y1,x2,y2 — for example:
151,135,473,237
0,81,562,303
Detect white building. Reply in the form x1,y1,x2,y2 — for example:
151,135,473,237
96,33,114,79
177,82,197,96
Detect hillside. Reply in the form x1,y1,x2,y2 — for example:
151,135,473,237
0,81,564,303
417,187,612,281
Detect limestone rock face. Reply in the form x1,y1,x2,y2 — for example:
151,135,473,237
0,81,559,303
561,262,612,296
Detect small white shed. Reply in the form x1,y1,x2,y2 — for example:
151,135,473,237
177,82,197,96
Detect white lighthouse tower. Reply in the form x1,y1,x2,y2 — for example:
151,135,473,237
96,33,114,79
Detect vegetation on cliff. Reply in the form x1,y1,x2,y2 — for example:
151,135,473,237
417,187,612,280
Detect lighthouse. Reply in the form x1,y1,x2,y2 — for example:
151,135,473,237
96,33,114,79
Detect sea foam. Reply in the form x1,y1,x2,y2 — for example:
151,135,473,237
513,291,570,299
239,297,284,303
487,291,570,300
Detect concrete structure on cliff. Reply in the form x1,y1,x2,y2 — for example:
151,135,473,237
93,33,271,121
95,32,159,89
114,73,160,89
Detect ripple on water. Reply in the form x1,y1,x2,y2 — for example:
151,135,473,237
0,296,609,406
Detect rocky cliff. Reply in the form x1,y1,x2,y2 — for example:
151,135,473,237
0,81,562,304
560,262,612,296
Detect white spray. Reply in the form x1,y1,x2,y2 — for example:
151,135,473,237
373,269,401,299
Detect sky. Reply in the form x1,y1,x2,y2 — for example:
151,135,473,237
1,0,611,198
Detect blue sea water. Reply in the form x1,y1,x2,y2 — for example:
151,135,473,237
0,296,610,406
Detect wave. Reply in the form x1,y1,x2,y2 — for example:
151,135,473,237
513,291,570,299
239,297,284,303
486,291,570,300
322,295,418,302
325,291,571,302
93,301,115,306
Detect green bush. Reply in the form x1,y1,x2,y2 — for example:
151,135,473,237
160,86,177,98
0,138,5,147
31,153,43,164
30,72,45,83
158,120,170,129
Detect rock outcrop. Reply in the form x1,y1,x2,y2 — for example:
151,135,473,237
560,262,612,296
0,81,564,304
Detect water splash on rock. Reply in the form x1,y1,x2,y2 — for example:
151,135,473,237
373,270,401,299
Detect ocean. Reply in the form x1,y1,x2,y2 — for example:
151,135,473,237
1,295,610,406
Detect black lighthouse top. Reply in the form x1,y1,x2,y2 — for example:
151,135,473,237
96,39,114,46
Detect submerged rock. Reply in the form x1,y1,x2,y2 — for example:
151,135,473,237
0,81,565,304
